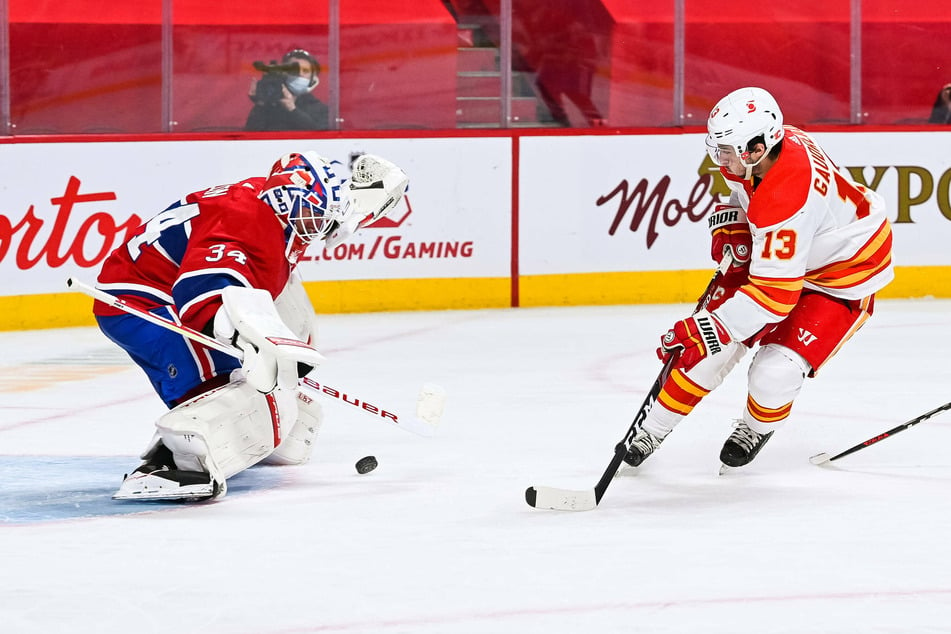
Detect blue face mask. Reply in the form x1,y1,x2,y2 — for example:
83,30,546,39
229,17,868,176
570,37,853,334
285,75,315,97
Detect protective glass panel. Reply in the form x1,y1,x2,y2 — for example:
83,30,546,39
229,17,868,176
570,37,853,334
172,1,329,133
861,1,951,125
450,1,503,128
684,0,851,126
509,0,611,128
337,0,457,130
8,0,163,134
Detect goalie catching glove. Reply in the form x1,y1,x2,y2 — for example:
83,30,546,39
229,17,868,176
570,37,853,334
325,153,409,248
657,310,733,371
214,285,325,393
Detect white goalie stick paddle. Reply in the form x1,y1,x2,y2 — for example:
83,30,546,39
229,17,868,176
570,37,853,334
525,254,732,511
809,401,951,466
67,278,446,437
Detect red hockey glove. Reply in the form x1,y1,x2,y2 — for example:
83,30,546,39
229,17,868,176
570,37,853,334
656,310,732,371
708,204,751,270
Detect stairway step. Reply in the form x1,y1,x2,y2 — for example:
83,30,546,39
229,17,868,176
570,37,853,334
456,96,540,124
458,47,498,73
457,71,538,98
457,27,476,47
457,72,500,98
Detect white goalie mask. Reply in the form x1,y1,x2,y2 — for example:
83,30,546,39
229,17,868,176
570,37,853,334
705,87,784,171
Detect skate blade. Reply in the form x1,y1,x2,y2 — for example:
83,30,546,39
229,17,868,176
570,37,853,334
718,463,737,476
112,473,223,501
613,465,639,478
112,489,216,502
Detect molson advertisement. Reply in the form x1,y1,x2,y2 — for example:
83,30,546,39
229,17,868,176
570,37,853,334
517,131,951,306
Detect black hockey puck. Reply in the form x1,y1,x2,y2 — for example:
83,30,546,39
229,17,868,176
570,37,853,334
355,455,378,474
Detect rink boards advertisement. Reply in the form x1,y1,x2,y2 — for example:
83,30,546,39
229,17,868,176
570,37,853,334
517,130,951,306
0,130,948,329
0,137,513,326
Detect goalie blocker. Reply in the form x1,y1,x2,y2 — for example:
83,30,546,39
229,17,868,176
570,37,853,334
114,286,325,501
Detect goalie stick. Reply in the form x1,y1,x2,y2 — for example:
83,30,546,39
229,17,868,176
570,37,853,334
66,278,445,437
809,401,951,465
526,255,732,511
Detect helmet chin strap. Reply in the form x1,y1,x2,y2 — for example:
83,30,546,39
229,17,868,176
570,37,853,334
285,232,307,264
740,147,767,181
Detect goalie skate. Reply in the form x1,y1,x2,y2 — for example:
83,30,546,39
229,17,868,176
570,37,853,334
113,442,224,501
113,465,224,501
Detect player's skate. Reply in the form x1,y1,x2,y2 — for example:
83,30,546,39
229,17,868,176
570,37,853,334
719,419,773,470
113,441,223,502
622,428,665,467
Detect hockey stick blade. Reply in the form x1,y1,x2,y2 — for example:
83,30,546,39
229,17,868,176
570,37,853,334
525,486,597,512
809,452,832,466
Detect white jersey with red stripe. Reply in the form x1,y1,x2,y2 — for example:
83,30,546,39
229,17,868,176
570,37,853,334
714,125,894,341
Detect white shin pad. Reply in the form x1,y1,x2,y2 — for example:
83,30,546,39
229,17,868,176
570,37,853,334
744,344,810,434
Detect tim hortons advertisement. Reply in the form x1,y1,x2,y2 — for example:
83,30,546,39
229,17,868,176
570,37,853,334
518,131,951,275
0,137,511,296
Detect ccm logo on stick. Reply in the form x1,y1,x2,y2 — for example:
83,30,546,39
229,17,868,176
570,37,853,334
300,376,399,423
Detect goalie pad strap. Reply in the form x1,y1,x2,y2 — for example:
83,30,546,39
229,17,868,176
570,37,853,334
263,390,323,466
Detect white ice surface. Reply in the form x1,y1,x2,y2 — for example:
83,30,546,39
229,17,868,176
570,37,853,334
1,299,950,633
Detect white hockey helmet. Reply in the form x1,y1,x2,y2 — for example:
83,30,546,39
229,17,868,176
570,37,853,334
705,87,784,169
259,151,349,245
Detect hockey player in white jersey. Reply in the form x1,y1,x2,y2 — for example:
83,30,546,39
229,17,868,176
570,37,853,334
624,86,894,471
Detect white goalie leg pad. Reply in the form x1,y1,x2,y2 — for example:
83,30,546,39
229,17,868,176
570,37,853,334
263,389,324,465
156,379,299,482
274,271,320,347
744,343,811,434
220,286,325,393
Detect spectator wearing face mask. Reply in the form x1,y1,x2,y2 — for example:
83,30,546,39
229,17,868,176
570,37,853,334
245,49,330,131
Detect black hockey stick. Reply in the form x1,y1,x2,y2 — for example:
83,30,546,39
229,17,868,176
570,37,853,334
526,255,732,511
809,401,951,465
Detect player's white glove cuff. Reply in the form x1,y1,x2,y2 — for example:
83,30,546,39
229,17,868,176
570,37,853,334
213,304,238,346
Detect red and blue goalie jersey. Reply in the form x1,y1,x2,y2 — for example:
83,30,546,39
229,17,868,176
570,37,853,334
95,177,293,333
